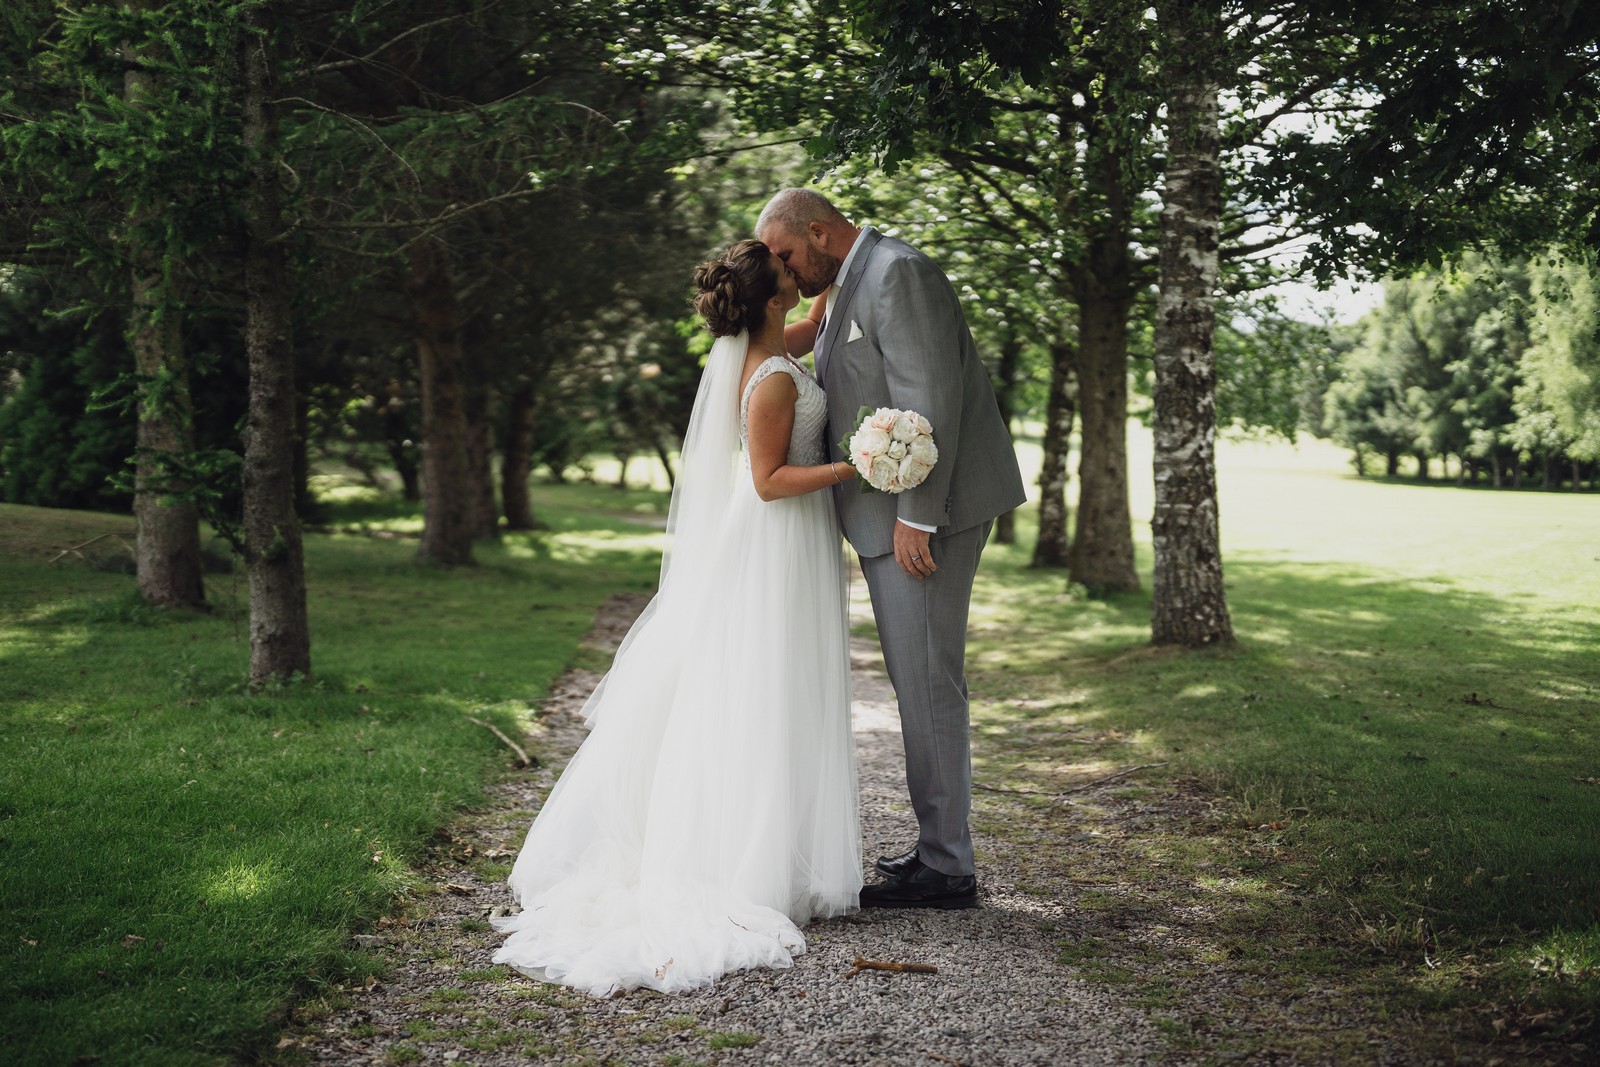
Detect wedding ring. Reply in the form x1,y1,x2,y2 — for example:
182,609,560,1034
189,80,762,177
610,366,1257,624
912,555,923,561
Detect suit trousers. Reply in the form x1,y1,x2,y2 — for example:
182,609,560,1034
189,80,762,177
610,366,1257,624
858,519,992,877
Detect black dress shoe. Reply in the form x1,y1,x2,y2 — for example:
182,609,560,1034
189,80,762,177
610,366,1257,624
860,858,978,909
874,844,920,880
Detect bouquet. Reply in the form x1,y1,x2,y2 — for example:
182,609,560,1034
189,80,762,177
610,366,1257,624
842,406,938,494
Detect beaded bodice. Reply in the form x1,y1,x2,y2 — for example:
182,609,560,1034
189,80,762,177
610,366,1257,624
740,356,828,467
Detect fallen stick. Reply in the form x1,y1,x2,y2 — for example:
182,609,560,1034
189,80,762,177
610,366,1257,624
974,761,1170,798
844,955,938,979
46,531,116,563
466,716,533,768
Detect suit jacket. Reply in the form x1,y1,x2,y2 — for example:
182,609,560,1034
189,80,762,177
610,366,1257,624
818,228,1027,558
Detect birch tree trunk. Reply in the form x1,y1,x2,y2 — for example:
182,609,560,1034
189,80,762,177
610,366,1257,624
1151,2,1232,648
410,241,476,566
241,9,312,682
1032,340,1077,568
125,9,205,610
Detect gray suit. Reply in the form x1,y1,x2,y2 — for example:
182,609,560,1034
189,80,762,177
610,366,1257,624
818,228,1026,877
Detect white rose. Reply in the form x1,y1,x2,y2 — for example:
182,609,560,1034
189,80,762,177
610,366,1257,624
868,408,898,432
852,425,890,456
899,456,933,489
891,412,919,442
913,413,933,436
908,436,938,465
887,440,907,460
868,455,899,491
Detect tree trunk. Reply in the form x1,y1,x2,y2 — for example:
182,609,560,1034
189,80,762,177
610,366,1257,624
1150,15,1231,648
129,274,207,610
125,14,205,611
991,337,1023,546
653,437,677,489
464,379,498,540
1414,452,1429,480
241,10,311,683
381,378,421,501
1070,282,1139,592
410,241,475,566
502,383,541,530
1068,136,1139,594
1032,340,1076,568
293,388,318,520
1386,448,1400,477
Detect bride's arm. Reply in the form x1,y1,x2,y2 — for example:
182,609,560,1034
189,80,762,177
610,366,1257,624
746,375,858,501
783,293,829,357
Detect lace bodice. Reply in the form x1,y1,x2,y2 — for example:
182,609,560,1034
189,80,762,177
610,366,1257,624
740,356,828,466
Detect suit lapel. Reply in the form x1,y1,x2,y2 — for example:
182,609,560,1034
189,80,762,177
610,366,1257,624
817,228,883,385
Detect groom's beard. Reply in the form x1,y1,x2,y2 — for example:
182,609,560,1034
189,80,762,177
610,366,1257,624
796,250,843,299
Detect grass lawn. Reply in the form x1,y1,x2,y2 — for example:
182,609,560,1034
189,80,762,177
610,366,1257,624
961,429,1600,1059
3,431,1596,1063
0,485,664,1067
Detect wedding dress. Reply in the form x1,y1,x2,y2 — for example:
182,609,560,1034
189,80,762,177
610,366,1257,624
491,334,861,996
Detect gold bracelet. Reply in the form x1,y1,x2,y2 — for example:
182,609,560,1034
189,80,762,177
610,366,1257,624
832,462,843,484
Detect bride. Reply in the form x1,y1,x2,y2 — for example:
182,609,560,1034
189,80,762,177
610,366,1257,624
491,239,862,996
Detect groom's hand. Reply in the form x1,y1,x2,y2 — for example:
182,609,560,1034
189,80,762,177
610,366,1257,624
894,521,935,579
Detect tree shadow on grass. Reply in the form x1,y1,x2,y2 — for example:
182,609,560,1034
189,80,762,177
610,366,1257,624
964,551,1600,1056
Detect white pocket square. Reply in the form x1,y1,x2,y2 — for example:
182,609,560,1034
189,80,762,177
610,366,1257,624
847,320,864,342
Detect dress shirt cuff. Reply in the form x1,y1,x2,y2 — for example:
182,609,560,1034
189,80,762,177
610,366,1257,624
897,518,938,533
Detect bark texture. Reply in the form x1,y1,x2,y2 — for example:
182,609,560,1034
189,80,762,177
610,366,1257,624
1151,6,1232,648
1071,270,1139,592
241,13,312,682
464,379,499,540
1032,340,1077,568
126,15,205,611
991,338,1023,546
501,383,540,530
410,241,476,566
1067,138,1140,593
129,272,207,609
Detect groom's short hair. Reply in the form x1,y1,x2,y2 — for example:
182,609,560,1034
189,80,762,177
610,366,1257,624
757,188,848,237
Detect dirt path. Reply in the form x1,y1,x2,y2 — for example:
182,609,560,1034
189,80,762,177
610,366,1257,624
281,591,1180,1066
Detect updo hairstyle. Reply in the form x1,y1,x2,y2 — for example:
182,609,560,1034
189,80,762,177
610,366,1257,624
692,239,778,337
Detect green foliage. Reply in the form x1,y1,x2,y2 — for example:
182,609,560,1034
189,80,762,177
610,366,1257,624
0,275,135,511
1324,253,1600,482
0,486,664,1066
1514,255,1600,462
1256,2,1600,277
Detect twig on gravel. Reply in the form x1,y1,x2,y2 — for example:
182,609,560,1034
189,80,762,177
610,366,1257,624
466,716,534,768
844,956,939,979
974,762,1171,798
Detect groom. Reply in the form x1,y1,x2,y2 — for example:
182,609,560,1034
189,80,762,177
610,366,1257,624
757,189,1026,909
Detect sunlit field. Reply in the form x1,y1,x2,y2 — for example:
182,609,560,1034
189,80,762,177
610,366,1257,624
960,425,1600,1058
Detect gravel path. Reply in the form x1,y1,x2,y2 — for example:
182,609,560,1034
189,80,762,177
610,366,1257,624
282,591,1172,1066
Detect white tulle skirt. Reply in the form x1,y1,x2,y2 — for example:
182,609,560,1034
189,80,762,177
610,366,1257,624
492,477,861,996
